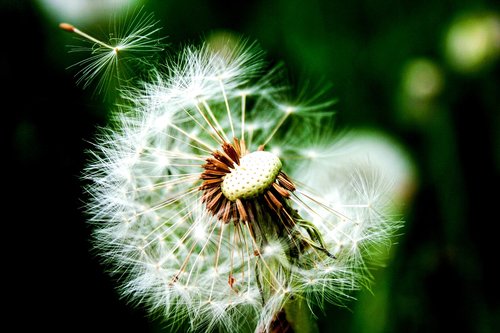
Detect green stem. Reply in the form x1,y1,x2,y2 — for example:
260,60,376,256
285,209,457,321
283,298,319,333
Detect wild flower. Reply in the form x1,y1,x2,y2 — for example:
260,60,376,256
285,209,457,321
64,17,402,333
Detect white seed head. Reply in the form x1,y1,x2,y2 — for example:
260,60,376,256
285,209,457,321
221,151,282,201
75,20,404,333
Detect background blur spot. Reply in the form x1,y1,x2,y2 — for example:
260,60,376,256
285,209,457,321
444,11,500,73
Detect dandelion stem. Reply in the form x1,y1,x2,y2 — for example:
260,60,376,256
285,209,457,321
263,110,291,146
244,222,283,290
236,223,252,293
283,298,319,333
214,222,225,274
241,93,247,143
186,218,220,286
199,100,230,143
169,123,216,152
208,222,226,301
59,23,117,52
219,79,235,138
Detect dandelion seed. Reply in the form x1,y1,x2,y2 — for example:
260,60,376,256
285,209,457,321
70,17,403,333
60,10,164,94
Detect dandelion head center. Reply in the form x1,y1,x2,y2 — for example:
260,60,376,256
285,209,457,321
199,139,296,224
221,151,282,201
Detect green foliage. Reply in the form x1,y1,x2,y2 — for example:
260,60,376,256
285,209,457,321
8,0,499,332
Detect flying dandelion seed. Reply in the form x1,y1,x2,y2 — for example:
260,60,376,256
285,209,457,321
63,15,403,333
60,10,164,94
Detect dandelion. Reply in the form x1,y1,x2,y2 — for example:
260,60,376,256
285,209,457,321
66,18,403,333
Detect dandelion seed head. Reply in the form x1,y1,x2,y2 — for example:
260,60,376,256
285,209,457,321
74,17,404,332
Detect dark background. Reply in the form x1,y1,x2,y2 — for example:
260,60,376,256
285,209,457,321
4,0,499,332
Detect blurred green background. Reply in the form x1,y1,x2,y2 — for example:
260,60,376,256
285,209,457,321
5,0,499,332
